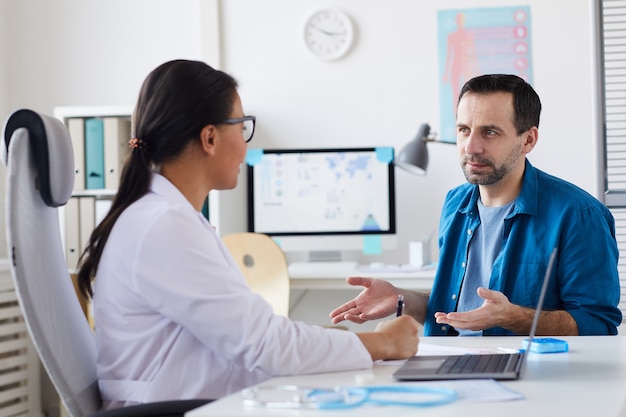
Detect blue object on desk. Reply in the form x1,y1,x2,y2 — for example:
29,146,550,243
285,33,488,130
522,337,569,353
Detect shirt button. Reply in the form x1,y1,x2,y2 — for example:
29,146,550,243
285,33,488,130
467,229,472,235
441,325,448,332
461,262,466,268
451,294,457,300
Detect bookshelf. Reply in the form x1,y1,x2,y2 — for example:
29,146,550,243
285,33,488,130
54,106,133,274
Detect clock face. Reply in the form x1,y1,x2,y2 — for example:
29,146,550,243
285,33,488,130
303,9,354,61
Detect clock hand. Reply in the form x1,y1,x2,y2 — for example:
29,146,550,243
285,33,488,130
311,25,346,37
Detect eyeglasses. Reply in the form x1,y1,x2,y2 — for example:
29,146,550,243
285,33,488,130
219,115,256,143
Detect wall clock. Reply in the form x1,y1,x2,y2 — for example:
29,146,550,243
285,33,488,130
303,9,355,61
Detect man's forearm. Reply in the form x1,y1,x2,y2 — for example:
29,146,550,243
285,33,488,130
401,290,430,325
503,305,579,336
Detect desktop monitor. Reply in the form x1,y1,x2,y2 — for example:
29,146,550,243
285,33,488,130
246,147,396,262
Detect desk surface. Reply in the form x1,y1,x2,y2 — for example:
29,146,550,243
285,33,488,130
186,336,626,417
288,262,437,291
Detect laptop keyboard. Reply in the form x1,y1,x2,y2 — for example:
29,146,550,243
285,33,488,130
438,354,512,374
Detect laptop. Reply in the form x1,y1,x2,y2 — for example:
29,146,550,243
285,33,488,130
393,247,557,381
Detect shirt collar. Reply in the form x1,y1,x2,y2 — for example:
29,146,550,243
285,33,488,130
512,159,538,216
149,173,197,212
460,159,538,217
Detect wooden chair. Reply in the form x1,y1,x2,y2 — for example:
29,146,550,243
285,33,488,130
222,233,290,317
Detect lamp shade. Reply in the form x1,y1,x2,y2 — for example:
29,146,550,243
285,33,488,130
395,123,431,175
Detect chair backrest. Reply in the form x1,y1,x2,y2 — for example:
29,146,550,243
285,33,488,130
221,232,290,316
2,109,102,417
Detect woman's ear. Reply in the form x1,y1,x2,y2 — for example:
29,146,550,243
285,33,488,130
200,125,217,155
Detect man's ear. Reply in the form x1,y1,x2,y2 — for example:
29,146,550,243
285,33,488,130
201,125,217,155
522,126,539,154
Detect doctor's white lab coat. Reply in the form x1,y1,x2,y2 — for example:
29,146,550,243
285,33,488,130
93,174,372,408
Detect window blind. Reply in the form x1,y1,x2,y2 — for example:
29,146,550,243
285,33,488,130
602,0,626,324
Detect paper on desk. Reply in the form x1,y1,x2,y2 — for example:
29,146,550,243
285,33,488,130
378,343,491,366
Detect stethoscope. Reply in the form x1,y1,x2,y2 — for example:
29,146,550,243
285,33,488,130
242,384,457,410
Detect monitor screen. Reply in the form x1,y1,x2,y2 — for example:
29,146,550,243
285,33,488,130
246,147,396,242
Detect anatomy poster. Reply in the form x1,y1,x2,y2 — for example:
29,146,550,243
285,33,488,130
438,6,533,142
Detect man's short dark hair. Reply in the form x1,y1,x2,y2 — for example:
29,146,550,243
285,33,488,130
458,74,541,135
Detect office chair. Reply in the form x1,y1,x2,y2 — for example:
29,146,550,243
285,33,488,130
2,109,210,417
222,232,290,317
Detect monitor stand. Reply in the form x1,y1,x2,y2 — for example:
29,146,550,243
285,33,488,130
305,250,358,270
308,250,342,263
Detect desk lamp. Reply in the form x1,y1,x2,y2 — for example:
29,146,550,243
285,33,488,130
394,123,454,175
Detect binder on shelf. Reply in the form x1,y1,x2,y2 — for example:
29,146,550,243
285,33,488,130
78,197,95,256
84,118,105,189
67,118,86,191
95,199,113,224
103,117,131,189
65,198,81,270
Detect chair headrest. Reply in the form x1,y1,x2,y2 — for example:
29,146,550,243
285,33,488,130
2,109,75,207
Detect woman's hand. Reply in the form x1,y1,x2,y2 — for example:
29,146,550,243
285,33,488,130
357,315,420,361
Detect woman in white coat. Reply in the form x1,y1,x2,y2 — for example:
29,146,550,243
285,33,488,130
76,59,419,409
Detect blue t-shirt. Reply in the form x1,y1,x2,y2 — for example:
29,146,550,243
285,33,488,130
424,160,622,336
457,199,516,336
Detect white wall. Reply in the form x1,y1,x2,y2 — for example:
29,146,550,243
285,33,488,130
215,0,602,266
0,0,218,259
1,0,207,114
0,0,602,270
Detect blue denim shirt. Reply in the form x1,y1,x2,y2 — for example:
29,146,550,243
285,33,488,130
424,160,622,336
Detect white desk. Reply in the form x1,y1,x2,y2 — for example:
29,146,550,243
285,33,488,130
186,336,626,417
288,262,437,291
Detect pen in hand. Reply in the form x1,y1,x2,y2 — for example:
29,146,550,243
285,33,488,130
396,294,405,317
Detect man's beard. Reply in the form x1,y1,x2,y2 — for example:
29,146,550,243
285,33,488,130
461,148,521,185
